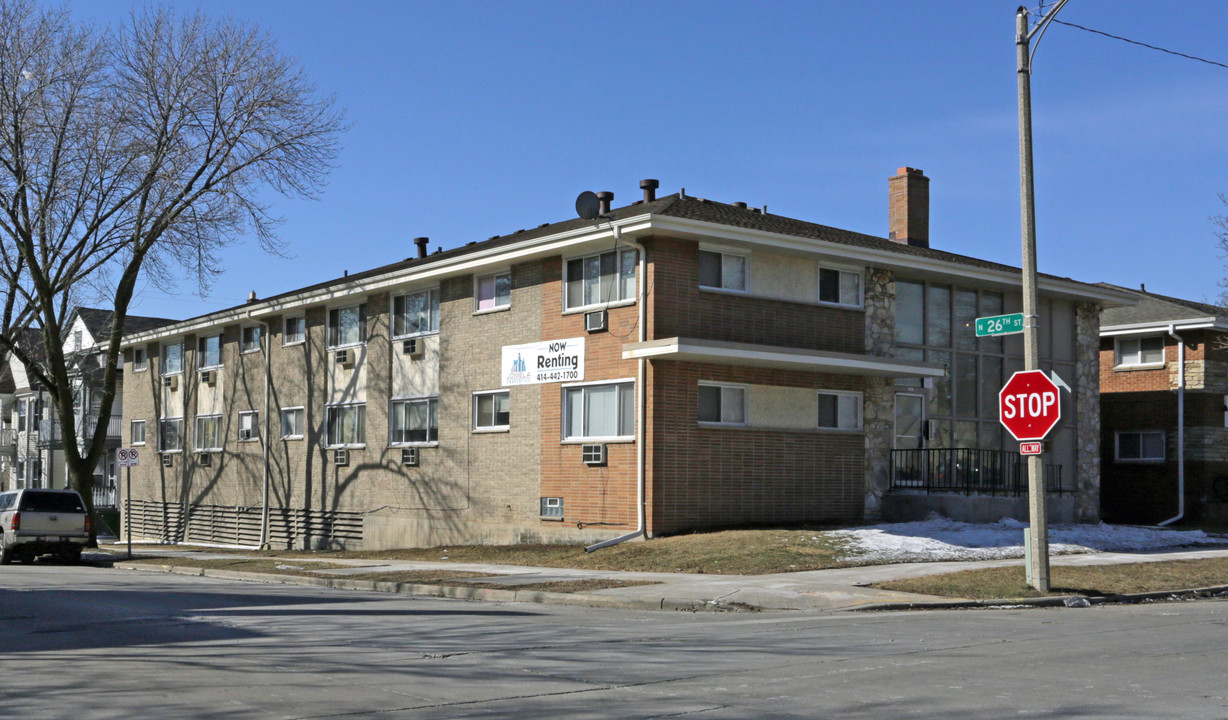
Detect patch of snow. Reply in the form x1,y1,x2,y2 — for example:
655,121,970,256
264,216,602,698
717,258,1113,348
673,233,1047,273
830,515,1223,564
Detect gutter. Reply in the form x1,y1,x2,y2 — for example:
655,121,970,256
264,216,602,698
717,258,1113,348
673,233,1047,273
586,226,648,552
1158,324,1185,526
248,313,273,549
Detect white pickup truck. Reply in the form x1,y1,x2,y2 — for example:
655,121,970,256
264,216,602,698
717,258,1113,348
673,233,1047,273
0,488,90,564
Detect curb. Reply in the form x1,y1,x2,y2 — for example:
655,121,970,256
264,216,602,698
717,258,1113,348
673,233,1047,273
113,562,755,613
853,584,1228,612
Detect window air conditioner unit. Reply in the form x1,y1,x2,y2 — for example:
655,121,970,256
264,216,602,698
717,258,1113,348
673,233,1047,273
401,447,419,466
333,448,349,466
402,337,424,358
163,375,179,391
335,349,355,368
197,452,212,467
581,443,607,466
238,428,253,441
161,453,173,468
200,370,215,386
584,309,608,333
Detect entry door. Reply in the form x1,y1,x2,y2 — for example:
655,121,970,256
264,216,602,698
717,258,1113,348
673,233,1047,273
894,394,925,450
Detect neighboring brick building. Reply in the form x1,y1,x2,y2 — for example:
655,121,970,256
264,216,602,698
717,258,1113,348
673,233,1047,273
1098,286,1228,523
120,170,1131,550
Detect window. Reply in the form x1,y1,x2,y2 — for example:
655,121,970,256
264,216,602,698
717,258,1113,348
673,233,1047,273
280,408,304,439
159,418,183,452
17,400,25,432
131,420,146,446
540,497,564,519
283,316,305,346
73,330,82,351
698,249,746,292
241,326,262,354
564,249,637,309
328,304,366,348
818,267,862,307
163,343,183,375
1116,336,1164,367
198,334,222,368
393,289,439,337
194,415,222,452
473,391,510,430
697,382,747,425
390,398,437,444
476,273,511,311
238,411,259,441
563,382,634,440
1116,430,1165,462
818,391,862,431
132,347,147,372
326,404,366,447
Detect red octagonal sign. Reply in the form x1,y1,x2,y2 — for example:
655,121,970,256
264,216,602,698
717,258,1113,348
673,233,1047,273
999,370,1061,441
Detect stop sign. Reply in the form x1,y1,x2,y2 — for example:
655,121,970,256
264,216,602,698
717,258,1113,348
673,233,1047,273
999,370,1061,441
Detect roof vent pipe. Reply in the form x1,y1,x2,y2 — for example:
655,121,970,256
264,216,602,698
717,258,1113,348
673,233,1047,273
596,191,614,216
640,179,659,203
732,202,747,209
414,237,429,259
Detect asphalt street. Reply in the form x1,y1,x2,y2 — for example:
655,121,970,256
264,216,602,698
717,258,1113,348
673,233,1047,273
2,564,1226,719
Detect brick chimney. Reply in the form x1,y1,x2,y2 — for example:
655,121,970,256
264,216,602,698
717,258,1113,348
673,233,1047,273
888,167,929,248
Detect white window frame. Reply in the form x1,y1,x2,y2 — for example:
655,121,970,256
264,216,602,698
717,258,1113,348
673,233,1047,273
280,407,304,440
697,382,748,427
392,288,441,338
198,333,223,369
1114,335,1165,368
241,326,262,354
1115,430,1165,463
238,411,259,442
132,347,147,372
472,390,510,432
130,420,146,446
561,379,635,442
817,390,864,431
194,414,223,452
162,342,183,376
327,303,366,349
563,248,638,312
817,265,864,308
698,247,748,294
326,403,367,449
389,396,438,446
159,417,183,453
283,316,306,346
474,272,511,313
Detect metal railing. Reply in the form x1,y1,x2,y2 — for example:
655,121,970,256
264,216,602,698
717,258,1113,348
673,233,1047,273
890,448,1066,497
38,413,122,446
0,428,16,456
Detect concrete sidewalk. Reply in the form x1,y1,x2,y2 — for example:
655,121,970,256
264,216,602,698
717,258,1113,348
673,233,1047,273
105,545,1228,612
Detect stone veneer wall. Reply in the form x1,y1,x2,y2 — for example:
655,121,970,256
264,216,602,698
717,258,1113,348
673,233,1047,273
862,268,895,519
1074,301,1101,521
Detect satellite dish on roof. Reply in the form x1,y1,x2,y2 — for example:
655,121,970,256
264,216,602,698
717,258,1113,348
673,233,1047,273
575,191,601,220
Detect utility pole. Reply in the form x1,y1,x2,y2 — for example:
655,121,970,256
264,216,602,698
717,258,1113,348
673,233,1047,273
1017,1,1068,593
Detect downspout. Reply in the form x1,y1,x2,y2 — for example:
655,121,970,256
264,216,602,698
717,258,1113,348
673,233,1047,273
249,315,272,548
1158,324,1185,526
586,226,647,552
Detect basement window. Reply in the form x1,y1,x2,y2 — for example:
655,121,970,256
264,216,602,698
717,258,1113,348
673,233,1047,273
1115,430,1165,462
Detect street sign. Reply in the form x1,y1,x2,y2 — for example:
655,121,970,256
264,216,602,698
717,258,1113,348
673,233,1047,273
975,312,1025,337
1019,442,1043,455
117,448,140,468
999,370,1061,441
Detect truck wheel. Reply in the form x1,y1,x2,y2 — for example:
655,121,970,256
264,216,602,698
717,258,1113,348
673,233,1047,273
0,543,11,565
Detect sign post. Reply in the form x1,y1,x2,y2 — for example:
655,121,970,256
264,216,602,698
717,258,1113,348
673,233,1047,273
117,448,140,559
999,369,1062,589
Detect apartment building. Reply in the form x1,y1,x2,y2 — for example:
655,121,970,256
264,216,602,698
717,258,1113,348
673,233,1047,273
1099,285,1228,523
120,169,1131,550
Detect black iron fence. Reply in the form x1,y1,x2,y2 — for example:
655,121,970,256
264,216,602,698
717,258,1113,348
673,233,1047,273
890,448,1067,497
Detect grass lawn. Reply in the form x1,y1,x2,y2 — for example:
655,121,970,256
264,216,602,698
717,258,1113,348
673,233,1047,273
872,558,1228,600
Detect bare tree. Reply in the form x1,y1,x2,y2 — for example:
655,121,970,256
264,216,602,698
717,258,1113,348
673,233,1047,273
0,1,343,542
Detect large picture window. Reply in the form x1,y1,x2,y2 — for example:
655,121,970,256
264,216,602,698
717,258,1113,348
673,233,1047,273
393,289,439,337
391,398,438,444
327,304,366,348
1115,336,1164,368
326,404,366,447
563,381,634,440
564,249,637,309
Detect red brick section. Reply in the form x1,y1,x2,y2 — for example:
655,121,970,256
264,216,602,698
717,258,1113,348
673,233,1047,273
888,167,929,248
538,256,641,531
649,237,863,353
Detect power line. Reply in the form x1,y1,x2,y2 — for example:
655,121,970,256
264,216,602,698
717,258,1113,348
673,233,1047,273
1050,17,1228,70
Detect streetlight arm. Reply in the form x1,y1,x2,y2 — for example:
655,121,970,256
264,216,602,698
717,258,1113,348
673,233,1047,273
1022,0,1071,70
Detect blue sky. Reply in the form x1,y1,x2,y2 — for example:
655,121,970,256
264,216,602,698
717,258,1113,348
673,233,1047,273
68,1,1228,318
